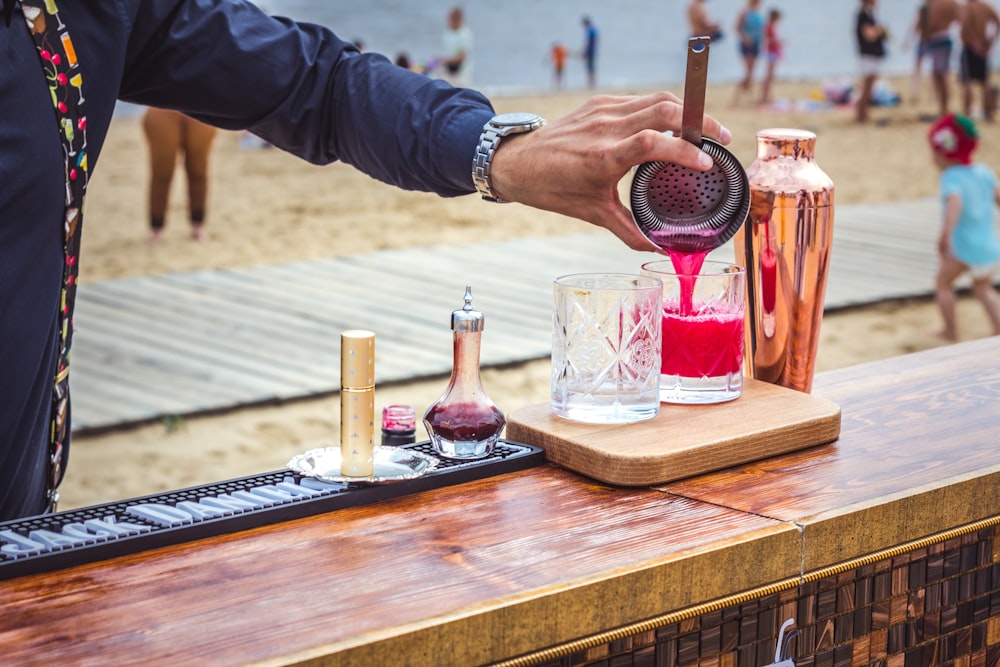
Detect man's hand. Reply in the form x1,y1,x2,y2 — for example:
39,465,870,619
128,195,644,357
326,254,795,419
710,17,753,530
488,91,732,252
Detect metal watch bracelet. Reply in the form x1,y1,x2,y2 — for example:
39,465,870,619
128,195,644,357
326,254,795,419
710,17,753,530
472,113,546,203
473,126,507,203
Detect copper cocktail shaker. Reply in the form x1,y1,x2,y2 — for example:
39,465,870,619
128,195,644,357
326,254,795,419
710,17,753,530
735,129,834,393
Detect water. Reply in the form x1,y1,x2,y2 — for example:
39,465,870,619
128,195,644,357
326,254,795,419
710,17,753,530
266,0,931,95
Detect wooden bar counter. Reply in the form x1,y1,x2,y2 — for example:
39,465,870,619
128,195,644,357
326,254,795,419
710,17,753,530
1,338,999,666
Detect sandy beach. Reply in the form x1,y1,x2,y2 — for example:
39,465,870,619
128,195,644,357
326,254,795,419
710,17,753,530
59,77,1000,509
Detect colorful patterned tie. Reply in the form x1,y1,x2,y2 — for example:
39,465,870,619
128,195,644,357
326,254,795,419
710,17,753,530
21,0,89,512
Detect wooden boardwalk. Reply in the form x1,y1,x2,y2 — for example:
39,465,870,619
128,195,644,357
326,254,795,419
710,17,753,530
70,198,946,432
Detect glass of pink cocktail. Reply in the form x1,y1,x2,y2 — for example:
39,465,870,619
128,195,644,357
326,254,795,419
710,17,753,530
640,260,746,404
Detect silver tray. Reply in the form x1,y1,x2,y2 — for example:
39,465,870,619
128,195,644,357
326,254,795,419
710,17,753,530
287,446,439,483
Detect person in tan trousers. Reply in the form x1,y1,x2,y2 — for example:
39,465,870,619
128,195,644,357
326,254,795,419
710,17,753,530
142,107,218,242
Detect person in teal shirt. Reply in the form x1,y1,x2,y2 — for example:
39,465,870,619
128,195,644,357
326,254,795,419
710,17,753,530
928,113,1000,341
733,0,764,105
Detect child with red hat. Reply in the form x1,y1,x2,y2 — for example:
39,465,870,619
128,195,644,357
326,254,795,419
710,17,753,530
927,113,1000,340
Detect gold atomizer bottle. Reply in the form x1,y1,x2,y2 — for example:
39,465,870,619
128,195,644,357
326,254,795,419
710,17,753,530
340,329,375,477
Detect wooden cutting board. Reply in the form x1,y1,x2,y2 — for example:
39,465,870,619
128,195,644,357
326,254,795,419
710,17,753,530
506,378,841,486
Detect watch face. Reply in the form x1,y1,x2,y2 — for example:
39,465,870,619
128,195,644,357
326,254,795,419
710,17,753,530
492,112,543,128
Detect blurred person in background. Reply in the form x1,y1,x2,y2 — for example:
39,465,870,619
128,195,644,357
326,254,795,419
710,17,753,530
687,0,723,40
759,8,783,106
927,113,1000,340
142,107,218,242
581,15,598,88
922,0,962,116
550,41,568,89
733,0,764,106
959,0,1000,120
855,0,889,123
440,6,472,86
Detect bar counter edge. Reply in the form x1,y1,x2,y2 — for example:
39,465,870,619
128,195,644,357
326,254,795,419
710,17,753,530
0,337,998,667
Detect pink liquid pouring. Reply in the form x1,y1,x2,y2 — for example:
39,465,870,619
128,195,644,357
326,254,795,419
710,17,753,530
668,250,707,317
661,250,743,378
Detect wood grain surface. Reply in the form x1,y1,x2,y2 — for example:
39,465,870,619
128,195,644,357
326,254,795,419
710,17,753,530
661,336,1000,569
3,338,999,666
506,379,841,486
0,467,793,667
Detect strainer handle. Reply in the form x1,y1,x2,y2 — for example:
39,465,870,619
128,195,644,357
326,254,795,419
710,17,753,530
680,36,710,146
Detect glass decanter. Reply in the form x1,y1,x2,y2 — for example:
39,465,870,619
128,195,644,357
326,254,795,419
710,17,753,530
423,286,505,459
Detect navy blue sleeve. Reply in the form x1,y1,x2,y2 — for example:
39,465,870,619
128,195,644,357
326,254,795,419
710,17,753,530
118,0,495,196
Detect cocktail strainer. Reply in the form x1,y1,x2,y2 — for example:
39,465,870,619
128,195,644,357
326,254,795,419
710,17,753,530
630,37,750,254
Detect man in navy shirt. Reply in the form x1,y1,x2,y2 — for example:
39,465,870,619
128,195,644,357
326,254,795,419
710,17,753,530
0,0,730,521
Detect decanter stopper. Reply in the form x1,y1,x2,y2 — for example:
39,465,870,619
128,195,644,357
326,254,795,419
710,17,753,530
452,285,484,332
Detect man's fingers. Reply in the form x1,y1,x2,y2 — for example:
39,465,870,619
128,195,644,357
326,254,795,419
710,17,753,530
614,130,716,172
582,97,732,147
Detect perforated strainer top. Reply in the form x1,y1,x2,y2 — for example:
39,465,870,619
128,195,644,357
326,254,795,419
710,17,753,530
630,138,749,253
629,37,749,254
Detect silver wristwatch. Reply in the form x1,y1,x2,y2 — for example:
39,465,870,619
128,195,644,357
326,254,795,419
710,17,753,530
472,112,546,203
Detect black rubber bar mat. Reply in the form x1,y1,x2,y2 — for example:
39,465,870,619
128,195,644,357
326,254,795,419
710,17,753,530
0,440,544,581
